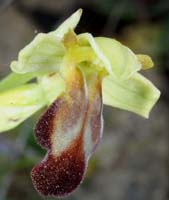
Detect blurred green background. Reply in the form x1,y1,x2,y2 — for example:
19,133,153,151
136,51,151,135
0,0,169,200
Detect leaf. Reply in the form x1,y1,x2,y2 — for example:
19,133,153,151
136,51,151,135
0,84,46,132
102,73,160,118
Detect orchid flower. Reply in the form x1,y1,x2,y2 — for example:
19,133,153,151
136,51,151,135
0,9,160,197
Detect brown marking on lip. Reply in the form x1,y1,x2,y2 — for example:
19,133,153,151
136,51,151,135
90,82,103,148
35,97,64,149
85,75,103,152
32,68,104,197
35,68,87,150
31,132,85,197
32,68,88,197
48,72,56,77
8,118,20,122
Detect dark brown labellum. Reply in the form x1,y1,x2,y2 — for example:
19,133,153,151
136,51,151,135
31,69,103,197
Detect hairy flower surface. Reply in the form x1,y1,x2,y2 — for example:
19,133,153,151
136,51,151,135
0,9,160,197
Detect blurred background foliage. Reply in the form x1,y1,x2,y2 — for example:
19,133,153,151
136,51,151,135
0,0,169,200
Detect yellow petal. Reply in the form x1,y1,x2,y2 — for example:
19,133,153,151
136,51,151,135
136,54,154,70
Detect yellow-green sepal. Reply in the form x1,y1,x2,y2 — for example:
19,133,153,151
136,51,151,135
52,9,82,38
11,34,65,74
10,9,83,74
0,72,38,92
102,73,160,118
0,84,46,132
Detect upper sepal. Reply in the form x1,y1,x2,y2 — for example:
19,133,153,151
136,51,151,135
11,34,65,74
10,9,83,74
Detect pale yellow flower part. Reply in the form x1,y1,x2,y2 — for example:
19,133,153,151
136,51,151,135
137,54,154,70
0,9,161,132
0,84,45,132
102,73,160,118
